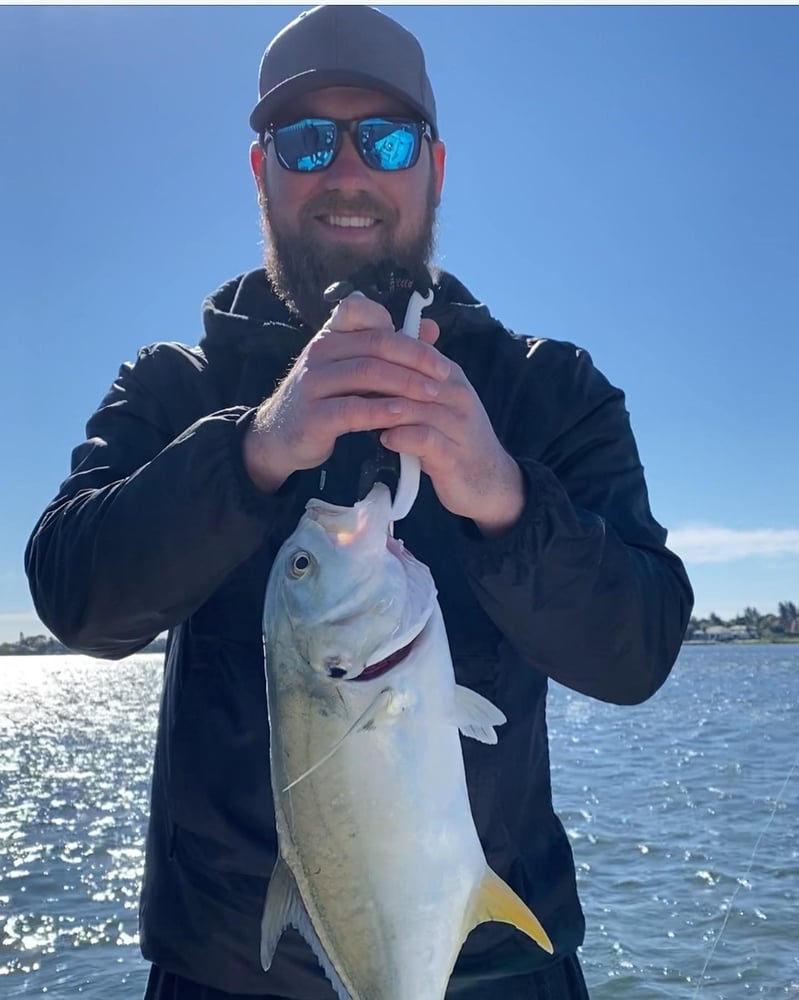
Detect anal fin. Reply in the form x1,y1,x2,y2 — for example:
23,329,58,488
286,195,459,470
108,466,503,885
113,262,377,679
260,855,293,971
467,866,554,955
260,856,352,999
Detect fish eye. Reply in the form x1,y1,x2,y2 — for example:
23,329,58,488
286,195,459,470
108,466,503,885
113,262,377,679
289,551,312,578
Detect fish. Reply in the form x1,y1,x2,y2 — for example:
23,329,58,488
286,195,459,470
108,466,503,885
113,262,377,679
259,481,553,999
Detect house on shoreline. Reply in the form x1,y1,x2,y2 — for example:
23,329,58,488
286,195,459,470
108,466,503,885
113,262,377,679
687,624,760,642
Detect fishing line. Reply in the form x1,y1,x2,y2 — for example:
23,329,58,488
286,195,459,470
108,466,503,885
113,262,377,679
691,746,799,997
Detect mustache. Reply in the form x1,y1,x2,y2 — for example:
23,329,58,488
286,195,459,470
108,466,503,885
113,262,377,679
300,192,397,225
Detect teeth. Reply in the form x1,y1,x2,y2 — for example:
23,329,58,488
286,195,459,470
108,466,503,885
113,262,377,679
324,215,377,229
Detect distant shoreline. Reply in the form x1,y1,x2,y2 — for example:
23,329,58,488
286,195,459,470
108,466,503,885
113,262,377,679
2,635,799,656
682,637,799,646
0,636,168,656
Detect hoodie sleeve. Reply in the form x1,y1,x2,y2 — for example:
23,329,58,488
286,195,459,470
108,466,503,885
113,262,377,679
25,343,286,659
457,339,694,706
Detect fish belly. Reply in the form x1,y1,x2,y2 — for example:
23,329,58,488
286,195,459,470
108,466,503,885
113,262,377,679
275,699,485,999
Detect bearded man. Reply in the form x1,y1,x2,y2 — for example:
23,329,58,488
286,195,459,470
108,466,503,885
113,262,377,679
26,6,693,1000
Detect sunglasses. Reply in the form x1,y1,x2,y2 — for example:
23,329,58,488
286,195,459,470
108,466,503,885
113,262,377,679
262,116,432,173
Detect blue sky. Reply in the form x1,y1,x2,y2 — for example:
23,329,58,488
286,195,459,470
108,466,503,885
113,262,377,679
1,5,797,642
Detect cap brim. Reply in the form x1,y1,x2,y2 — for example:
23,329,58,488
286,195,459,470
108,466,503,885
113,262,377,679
249,68,436,137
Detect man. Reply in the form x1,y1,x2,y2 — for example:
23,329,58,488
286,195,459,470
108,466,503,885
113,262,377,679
25,6,693,999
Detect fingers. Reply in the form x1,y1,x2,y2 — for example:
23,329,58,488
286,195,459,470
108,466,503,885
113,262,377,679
245,291,450,493
311,325,448,382
312,395,412,437
308,395,459,446
378,403,524,530
379,421,459,468
301,356,445,406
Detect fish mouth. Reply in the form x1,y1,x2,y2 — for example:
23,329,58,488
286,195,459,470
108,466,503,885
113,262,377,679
349,637,416,682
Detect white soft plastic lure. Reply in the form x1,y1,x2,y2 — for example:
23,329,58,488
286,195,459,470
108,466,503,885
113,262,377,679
389,286,434,522
260,483,553,1000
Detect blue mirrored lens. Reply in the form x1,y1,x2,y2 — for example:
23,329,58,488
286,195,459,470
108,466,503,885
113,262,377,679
275,119,336,172
360,120,419,170
272,118,422,172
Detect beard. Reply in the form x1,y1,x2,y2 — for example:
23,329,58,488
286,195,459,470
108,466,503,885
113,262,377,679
260,177,439,331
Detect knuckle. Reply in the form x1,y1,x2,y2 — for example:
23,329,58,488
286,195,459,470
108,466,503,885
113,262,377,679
336,396,356,421
337,396,364,429
353,357,376,383
427,426,442,449
443,359,464,386
450,380,472,408
416,424,435,451
366,329,387,355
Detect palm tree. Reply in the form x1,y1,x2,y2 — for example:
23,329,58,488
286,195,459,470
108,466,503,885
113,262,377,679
778,601,798,634
743,606,761,627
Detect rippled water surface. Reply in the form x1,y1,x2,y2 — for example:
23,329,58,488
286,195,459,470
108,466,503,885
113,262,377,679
1,645,797,998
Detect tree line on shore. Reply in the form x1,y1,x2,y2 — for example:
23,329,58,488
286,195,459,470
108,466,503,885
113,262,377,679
688,601,799,641
3,601,798,655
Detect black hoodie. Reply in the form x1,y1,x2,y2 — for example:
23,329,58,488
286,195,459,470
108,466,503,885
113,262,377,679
25,269,693,997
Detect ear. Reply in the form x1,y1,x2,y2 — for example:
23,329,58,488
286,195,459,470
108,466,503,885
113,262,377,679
431,140,446,206
250,141,266,199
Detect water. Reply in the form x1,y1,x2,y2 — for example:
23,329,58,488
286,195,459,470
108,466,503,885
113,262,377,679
549,645,799,998
1,645,797,998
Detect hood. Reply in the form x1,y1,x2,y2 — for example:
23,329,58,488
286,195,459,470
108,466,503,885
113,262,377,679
199,270,311,366
198,267,500,366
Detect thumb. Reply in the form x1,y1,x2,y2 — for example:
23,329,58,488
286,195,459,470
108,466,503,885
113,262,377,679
324,291,393,333
418,318,440,346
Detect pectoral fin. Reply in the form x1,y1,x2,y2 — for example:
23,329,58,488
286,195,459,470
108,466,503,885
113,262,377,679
467,866,554,955
260,856,351,999
454,685,506,744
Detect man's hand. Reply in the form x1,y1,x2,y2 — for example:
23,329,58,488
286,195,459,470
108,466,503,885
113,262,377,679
243,293,446,493
243,293,525,536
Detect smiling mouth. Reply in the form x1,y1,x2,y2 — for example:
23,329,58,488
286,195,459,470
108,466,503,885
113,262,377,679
317,214,380,230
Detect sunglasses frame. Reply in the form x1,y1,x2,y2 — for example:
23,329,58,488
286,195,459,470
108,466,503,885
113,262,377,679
260,116,432,173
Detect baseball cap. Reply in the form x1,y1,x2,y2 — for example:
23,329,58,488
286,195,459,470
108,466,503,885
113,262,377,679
249,5,438,137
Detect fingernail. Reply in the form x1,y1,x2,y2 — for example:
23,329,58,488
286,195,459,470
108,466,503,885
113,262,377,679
387,400,404,414
423,380,440,397
435,357,450,379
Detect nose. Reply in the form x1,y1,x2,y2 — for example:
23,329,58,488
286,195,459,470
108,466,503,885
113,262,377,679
323,132,372,192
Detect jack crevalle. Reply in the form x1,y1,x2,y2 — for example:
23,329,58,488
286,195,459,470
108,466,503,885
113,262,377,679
260,482,553,1000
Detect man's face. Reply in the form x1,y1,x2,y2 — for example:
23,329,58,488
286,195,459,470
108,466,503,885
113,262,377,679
251,87,446,330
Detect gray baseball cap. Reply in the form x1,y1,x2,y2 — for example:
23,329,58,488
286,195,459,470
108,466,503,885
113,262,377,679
249,5,438,137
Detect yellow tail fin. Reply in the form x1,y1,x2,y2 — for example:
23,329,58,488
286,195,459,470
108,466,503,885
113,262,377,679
469,867,554,955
